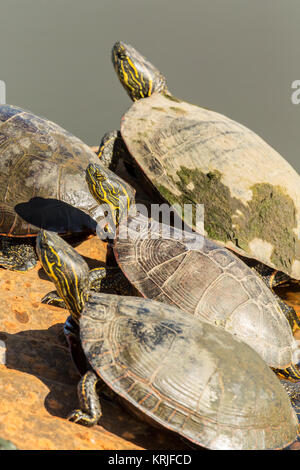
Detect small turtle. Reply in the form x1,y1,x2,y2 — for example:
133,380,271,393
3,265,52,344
36,229,299,450
0,104,109,271
98,41,300,285
83,163,300,382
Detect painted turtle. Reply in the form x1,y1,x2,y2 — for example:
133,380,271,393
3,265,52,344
0,104,106,271
98,41,300,284
84,163,300,381
36,229,299,450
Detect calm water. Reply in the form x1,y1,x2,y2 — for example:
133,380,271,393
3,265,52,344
0,0,299,171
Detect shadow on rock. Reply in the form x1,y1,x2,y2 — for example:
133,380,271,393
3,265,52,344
0,325,190,450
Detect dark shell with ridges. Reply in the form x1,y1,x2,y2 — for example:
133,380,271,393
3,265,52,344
0,104,104,236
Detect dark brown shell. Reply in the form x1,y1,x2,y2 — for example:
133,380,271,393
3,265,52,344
80,292,298,450
0,104,103,236
114,214,299,369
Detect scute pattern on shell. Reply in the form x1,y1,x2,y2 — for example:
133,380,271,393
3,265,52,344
0,105,103,236
114,214,298,369
79,292,298,450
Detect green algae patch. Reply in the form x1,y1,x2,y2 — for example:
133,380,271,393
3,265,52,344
157,166,299,273
238,183,298,272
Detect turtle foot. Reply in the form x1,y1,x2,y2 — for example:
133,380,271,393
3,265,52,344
0,237,37,272
67,409,99,427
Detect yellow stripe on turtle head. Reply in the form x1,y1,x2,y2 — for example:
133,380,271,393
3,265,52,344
86,163,134,229
111,41,168,101
36,230,89,322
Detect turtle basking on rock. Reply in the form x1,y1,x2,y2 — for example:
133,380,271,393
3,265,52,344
36,229,300,450
0,104,109,271
97,41,300,286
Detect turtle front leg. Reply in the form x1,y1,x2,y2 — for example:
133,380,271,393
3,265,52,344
98,130,136,176
0,236,37,271
97,266,139,296
274,296,300,333
68,370,102,426
252,262,294,289
88,267,107,291
252,263,300,331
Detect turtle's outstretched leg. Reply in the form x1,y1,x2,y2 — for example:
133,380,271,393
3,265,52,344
274,296,300,334
97,130,137,176
68,370,102,426
97,266,139,296
88,267,107,291
252,262,295,289
0,236,37,271
252,264,300,332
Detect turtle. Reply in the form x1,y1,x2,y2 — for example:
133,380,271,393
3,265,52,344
78,162,300,383
97,40,300,287
0,103,109,271
36,229,300,450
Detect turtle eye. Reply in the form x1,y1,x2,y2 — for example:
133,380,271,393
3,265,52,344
116,50,127,61
95,171,105,182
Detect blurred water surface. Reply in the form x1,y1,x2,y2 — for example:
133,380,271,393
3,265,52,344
0,0,299,171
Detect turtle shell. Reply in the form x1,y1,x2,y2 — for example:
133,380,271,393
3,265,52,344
120,93,300,280
0,104,104,236
114,214,299,370
80,292,298,450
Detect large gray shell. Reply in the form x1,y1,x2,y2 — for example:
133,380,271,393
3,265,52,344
121,93,300,280
80,292,298,450
114,214,299,369
0,104,104,236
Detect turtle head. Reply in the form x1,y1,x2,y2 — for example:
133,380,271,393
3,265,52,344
112,41,168,101
36,230,89,323
86,163,135,239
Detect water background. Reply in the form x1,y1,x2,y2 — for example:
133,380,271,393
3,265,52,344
0,0,299,171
